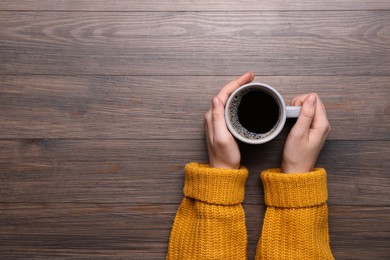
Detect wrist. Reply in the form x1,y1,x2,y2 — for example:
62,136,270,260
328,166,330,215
281,161,314,174
210,161,240,170
209,154,240,170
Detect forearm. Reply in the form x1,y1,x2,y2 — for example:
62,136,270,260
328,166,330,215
256,168,334,260
167,162,248,260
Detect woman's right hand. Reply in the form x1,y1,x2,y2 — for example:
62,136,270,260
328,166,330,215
281,93,331,173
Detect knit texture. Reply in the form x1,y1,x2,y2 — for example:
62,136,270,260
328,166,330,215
256,168,334,259
167,163,334,260
183,162,248,205
167,162,248,260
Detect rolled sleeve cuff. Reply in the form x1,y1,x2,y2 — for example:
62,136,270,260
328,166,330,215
261,168,328,208
184,162,248,205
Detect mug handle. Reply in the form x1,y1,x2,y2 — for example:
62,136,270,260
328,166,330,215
286,106,301,118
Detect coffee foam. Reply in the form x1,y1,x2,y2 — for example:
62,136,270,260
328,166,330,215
228,88,282,140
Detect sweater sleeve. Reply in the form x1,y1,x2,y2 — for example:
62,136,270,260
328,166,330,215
166,162,248,260
256,168,334,260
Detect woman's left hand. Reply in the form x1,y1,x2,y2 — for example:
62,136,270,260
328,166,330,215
204,72,255,169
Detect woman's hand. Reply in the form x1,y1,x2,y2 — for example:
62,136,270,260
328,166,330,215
281,93,331,173
204,72,254,169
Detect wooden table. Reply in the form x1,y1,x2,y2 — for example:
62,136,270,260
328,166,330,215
0,1,389,259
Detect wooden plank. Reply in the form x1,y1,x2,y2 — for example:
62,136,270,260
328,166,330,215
1,12,389,76
0,140,388,206
0,76,389,140
242,140,390,207
0,0,389,11
0,203,389,259
4,11,387,38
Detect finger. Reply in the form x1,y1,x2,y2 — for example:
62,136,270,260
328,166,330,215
292,94,317,136
291,93,325,112
290,93,311,106
204,117,215,164
211,96,232,144
291,93,330,134
312,94,327,120
310,95,330,133
295,93,327,127
217,72,254,106
204,108,213,143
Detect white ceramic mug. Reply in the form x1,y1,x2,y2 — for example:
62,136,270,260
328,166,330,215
225,82,301,144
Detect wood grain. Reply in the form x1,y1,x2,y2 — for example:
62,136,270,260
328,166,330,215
0,76,389,140
0,0,389,11
0,139,388,206
1,1,389,258
0,203,389,259
1,12,389,75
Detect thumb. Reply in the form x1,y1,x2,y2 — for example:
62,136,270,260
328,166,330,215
293,94,317,135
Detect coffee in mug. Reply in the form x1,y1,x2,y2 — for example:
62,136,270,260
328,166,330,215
225,83,301,144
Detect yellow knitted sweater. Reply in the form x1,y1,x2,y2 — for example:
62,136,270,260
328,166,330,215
167,162,334,260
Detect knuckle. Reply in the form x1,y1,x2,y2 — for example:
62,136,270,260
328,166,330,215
310,92,319,98
291,97,300,106
290,128,306,139
212,109,221,120
214,137,229,149
319,122,331,134
204,111,211,122
301,108,314,118
325,123,331,134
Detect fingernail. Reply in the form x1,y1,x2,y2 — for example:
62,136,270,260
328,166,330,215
212,97,219,108
306,94,316,106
